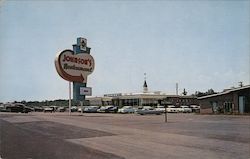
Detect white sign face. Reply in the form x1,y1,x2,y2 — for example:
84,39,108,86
55,50,95,83
80,87,92,96
79,38,87,51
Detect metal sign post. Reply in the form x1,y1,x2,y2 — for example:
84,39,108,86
69,82,71,116
80,101,83,116
165,106,167,123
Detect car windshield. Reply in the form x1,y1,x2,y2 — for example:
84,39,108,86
168,106,175,108
123,106,132,109
143,106,153,109
159,106,165,108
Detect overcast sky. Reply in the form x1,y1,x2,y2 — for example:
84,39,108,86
0,1,249,102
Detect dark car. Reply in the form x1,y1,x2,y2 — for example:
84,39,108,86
58,107,66,112
34,106,44,112
5,103,34,113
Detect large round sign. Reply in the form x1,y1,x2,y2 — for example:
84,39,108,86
55,49,95,83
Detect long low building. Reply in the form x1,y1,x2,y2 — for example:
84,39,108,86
198,85,250,114
87,93,198,107
87,80,198,107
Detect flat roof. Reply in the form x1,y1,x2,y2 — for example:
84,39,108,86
87,93,196,100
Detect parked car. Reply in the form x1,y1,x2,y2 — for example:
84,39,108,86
176,107,183,113
97,106,109,113
23,106,34,113
190,105,200,113
84,106,100,113
97,106,118,113
179,106,192,113
105,106,118,113
71,106,78,112
167,105,178,113
118,106,135,113
155,105,166,112
50,106,58,112
78,107,83,112
0,105,7,112
136,106,163,115
5,103,34,113
34,106,44,112
58,107,66,112
44,107,54,113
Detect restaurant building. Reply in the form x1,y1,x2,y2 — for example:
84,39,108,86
87,79,198,107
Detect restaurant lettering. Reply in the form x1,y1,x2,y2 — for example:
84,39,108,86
55,49,95,83
63,54,92,67
63,63,93,72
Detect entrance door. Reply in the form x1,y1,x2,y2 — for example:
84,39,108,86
212,102,218,113
224,102,232,113
239,96,245,114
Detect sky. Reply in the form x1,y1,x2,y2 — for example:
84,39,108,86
0,0,249,102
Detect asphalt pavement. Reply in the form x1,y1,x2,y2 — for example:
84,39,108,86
0,114,123,159
0,112,250,159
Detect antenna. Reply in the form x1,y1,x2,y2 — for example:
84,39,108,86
176,83,178,95
239,81,243,87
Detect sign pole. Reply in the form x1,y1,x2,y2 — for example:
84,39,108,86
69,82,71,116
165,106,167,123
80,101,83,116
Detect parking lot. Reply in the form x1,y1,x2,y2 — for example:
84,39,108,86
1,112,250,159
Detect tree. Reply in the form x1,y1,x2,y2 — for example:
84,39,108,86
182,88,187,95
194,89,217,97
207,89,215,95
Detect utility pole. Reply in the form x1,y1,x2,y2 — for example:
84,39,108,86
164,105,167,123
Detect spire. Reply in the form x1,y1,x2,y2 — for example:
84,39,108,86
143,80,148,88
143,73,148,93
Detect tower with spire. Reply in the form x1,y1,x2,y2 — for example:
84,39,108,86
143,73,148,93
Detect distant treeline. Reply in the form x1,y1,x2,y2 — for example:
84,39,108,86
13,99,80,107
193,89,217,97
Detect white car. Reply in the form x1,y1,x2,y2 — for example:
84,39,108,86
179,106,192,113
97,106,108,113
44,107,54,113
118,106,135,113
71,106,78,112
167,105,178,113
84,106,100,113
155,105,166,112
190,105,200,113
77,107,82,112
136,106,163,115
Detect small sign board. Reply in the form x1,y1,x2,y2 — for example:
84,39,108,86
80,87,92,96
78,37,87,51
